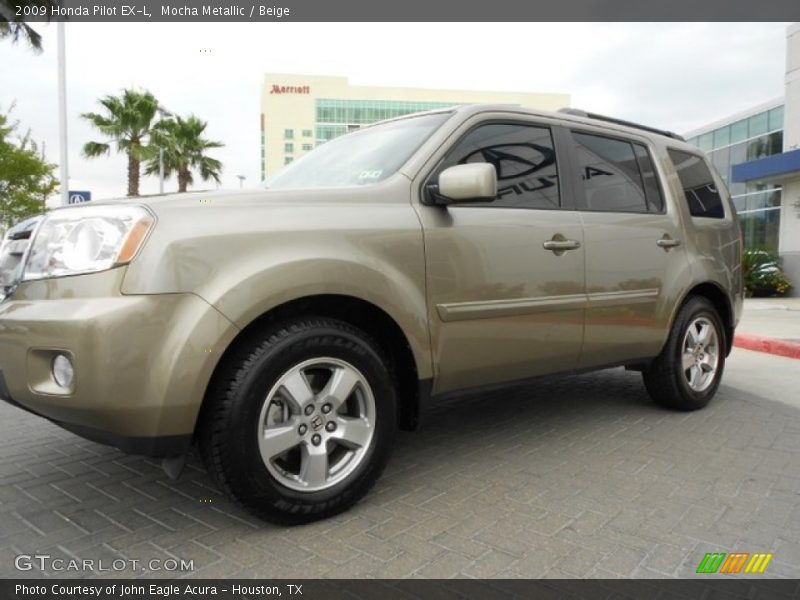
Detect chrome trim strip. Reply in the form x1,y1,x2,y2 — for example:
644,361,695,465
437,293,587,322
586,288,660,308
436,288,660,322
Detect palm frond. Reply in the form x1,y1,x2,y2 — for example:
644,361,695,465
82,141,111,158
0,0,56,53
81,88,162,194
141,113,224,191
198,156,223,183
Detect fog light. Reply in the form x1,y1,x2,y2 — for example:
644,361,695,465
52,354,74,389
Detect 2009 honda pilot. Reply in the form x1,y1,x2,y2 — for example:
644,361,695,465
0,105,742,524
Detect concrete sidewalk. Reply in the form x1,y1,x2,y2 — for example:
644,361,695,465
734,298,800,359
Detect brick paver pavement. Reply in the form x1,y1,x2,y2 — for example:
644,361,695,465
1,354,799,579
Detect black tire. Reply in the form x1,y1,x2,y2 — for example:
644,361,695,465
199,317,397,525
642,296,726,411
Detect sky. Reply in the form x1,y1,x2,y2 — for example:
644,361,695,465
0,22,791,202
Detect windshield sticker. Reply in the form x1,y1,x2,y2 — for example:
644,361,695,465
357,170,383,181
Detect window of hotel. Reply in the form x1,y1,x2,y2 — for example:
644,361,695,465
284,129,294,139
768,106,784,131
729,142,746,165
302,129,313,137
730,119,748,144
284,143,294,153
284,157,293,165
746,134,780,162
748,112,768,137
766,131,783,154
711,146,730,183
712,126,730,149
315,99,458,128
302,144,313,151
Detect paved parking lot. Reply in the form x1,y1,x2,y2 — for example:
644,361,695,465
1,348,799,579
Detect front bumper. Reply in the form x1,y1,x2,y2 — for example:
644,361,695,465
0,268,239,456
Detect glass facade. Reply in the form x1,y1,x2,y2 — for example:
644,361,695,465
686,104,784,252
314,98,459,142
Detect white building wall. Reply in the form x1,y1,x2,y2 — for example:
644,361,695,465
780,23,800,293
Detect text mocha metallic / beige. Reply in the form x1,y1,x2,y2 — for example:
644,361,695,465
0,105,742,523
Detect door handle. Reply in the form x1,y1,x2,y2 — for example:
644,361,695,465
543,233,581,257
543,238,581,253
656,235,681,250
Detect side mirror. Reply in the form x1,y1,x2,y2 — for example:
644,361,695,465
429,163,497,205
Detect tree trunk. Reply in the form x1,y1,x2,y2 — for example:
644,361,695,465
127,142,140,197
178,167,190,193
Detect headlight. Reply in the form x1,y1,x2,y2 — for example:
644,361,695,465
22,205,154,281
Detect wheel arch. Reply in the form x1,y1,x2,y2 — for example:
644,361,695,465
671,281,735,356
196,294,425,441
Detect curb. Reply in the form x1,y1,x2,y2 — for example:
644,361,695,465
733,334,800,360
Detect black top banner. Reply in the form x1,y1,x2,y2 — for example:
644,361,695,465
4,0,800,22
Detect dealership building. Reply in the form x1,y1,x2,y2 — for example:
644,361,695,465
260,74,569,180
685,22,800,293
685,100,785,250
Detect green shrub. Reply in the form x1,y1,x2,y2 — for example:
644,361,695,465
742,248,792,297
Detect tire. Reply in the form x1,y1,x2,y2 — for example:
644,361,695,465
199,317,397,524
642,297,726,411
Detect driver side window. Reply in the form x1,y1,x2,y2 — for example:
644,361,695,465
435,123,561,209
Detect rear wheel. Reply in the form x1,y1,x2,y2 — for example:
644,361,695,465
200,318,396,524
643,297,726,411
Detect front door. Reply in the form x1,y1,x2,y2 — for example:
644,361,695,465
415,120,586,394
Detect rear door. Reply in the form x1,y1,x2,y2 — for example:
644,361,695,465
565,129,691,368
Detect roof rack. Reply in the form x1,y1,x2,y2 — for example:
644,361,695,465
557,108,685,142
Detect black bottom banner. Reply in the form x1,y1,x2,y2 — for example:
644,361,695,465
3,579,799,600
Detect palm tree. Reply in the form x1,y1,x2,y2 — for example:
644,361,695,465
81,89,159,197
0,0,57,52
144,115,223,193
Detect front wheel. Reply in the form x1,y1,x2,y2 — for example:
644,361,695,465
643,297,726,411
200,318,397,524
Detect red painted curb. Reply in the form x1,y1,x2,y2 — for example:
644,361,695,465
733,334,800,360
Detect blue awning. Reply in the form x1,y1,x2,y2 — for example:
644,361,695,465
731,148,800,183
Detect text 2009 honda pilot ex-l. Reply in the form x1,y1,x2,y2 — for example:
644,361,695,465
0,105,742,524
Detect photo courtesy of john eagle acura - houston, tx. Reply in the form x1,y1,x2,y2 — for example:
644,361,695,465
0,105,742,524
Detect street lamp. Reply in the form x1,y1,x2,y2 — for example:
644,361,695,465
57,22,68,206
236,175,246,189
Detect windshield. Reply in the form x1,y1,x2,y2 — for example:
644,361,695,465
267,112,452,189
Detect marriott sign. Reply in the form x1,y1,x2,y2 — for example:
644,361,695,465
270,85,311,95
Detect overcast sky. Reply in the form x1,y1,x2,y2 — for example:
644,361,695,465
0,22,791,201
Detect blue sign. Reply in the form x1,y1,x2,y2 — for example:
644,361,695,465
68,190,91,204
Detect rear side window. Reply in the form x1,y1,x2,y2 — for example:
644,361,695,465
667,149,725,219
571,133,662,213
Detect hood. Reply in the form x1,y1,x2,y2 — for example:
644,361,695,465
52,182,401,215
